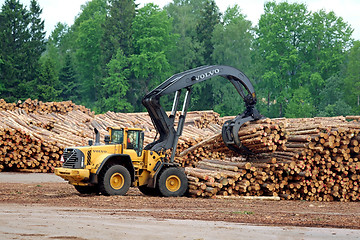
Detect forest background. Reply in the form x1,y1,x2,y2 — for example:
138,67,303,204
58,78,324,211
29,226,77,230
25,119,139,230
1,0,360,118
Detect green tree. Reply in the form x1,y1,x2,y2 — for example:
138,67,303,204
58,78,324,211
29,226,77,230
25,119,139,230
256,1,309,117
305,10,353,107
0,56,5,95
209,5,254,116
344,41,360,112
101,0,135,65
0,0,47,102
41,22,83,105
129,3,176,111
98,49,133,112
318,100,352,117
58,54,79,102
27,0,46,81
256,1,353,117
318,74,351,116
184,0,220,111
196,0,220,65
0,0,30,101
307,10,353,81
165,0,207,72
212,5,252,71
35,57,61,101
284,87,315,118
44,23,71,73
73,0,107,106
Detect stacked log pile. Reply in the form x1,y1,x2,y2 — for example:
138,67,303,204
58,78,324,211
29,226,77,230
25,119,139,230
191,111,222,129
186,117,360,201
0,127,62,173
1,98,359,202
0,99,220,172
0,108,95,172
186,159,268,198
0,98,94,116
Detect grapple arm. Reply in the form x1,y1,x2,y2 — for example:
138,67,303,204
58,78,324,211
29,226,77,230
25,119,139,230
142,65,263,160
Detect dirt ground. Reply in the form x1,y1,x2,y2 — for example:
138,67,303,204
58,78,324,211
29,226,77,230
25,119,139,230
1,173,360,239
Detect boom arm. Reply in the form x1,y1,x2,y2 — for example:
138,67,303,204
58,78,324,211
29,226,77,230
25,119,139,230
142,65,262,162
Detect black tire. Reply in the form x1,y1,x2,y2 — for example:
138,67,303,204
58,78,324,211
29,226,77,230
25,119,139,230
158,167,188,197
74,185,99,194
138,185,160,196
99,165,131,196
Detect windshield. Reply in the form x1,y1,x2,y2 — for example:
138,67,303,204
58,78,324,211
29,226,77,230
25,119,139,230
111,129,124,144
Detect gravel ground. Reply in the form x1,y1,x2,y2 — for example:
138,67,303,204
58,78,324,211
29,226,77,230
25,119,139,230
1,205,360,240
0,172,360,239
0,172,63,183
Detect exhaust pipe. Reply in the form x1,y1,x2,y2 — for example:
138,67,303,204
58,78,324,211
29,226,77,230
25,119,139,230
94,128,100,145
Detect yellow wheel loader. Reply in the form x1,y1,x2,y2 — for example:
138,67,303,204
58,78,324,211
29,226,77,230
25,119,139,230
55,127,187,196
55,65,262,196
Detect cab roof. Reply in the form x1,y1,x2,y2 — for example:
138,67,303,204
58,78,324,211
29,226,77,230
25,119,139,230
107,127,144,131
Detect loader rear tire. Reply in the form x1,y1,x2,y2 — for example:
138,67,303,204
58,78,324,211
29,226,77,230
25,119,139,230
99,164,131,196
158,167,188,197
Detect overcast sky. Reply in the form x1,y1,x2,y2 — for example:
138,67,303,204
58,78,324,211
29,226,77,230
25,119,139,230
3,0,360,40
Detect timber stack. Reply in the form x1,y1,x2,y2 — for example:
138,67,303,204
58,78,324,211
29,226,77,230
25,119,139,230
0,98,94,116
0,127,62,173
0,99,220,172
0,105,95,172
1,98,360,201
191,110,222,129
185,116,360,202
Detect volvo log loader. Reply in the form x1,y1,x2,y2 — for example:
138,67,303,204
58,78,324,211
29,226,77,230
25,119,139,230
54,65,262,196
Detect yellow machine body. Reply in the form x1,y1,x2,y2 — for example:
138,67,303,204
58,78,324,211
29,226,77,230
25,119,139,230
55,127,165,187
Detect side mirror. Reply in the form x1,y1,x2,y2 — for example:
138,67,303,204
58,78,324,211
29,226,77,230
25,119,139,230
88,140,93,146
104,135,110,145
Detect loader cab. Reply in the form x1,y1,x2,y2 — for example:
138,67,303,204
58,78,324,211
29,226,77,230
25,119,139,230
109,127,144,157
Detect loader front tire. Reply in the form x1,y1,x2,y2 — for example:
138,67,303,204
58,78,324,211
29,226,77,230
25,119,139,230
158,167,188,197
99,165,131,196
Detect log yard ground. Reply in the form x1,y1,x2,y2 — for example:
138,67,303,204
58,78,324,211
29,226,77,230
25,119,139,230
0,173,360,240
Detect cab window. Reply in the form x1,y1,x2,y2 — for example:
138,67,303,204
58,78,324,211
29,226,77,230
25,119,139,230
127,130,144,156
127,130,138,149
111,129,124,144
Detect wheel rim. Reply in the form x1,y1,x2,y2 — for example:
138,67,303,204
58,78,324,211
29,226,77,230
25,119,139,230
165,175,181,192
110,173,124,190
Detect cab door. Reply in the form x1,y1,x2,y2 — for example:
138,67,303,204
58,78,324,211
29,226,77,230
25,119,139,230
123,130,144,164
110,129,124,154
